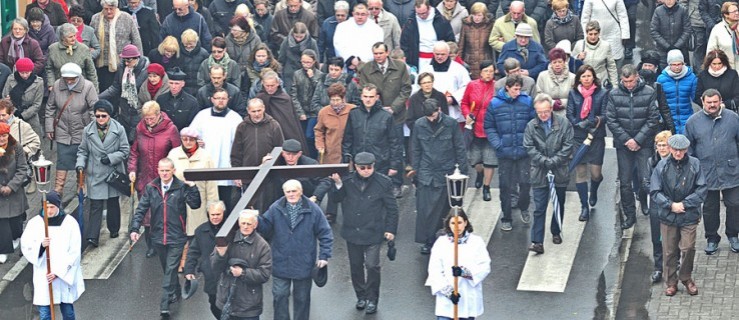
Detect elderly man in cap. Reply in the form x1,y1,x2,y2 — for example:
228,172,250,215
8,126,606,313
330,151,399,314
258,179,333,320
409,99,467,254
496,23,548,80
650,134,707,296
184,201,227,318
156,67,200,130
212,209,272,320
489,1,541,53
685,88,739,255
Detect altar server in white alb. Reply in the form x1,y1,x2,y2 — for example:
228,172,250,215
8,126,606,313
21,190,85,319
419,41,470,124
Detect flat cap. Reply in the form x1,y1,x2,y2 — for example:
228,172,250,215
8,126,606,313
354,152,375,165
668,134,690,150
282,139,302,153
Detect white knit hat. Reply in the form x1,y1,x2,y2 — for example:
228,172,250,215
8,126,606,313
666,50,684,65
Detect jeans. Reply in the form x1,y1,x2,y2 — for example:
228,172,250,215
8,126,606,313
347,242,381,303
703,186,739,243
531,186,566,244
154,243,185,311
616,147,652,219
38,303,75,320
498,158,531,222
273,276,312,320
87,197,120,240
693,27,707,70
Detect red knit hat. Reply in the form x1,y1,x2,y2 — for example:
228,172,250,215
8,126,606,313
15,58,34,73
0,122,9,135
147,63,165,77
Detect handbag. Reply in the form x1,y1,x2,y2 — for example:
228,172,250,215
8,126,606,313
105,169,132,197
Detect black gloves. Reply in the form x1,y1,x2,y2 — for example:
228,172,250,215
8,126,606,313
342,154,352,164
576,119,592,130
451,266,462,277
449,292,461,305
13,110,23,120
76,166,84,173
544,159,555,169
100,155,111,165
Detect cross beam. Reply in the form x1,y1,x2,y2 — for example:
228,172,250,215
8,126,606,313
183,147,349,245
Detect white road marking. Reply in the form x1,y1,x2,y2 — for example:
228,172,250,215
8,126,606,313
463,188,500,245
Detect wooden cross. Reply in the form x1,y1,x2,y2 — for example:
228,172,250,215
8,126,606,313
183,147,349,245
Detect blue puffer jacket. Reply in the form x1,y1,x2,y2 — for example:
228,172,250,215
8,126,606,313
484,88,535,160
656,66,697,134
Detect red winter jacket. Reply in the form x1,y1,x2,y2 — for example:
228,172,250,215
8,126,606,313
128,112,181,193
460,78,496,138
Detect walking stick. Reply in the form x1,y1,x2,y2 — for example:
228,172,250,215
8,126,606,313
319,149,325,164
453,206,459,320
42,195,56,320
129,178,136,251
77,171,85,237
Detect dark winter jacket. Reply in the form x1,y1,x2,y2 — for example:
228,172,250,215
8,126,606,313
342,101,403,171
656,66,697,134
685,108,739,190
226,32,263,94
484,88,535,160
180,46,210,96
290,68,324,118
212,231,271,318
523,114,574,188
0,36,45,75
278,36,318,91
156,91,201,130
130,176,202,246
332,171,399,245
254,12,274,44
406,89,449,132
500,0,548,27
99,56,150,113
640,69,677,133
384,0,415,28
231,114,285,168
125,6,160,56
147,49,182,73
411,113,468,187
650,155,707,227
700,0,733,31
310,73,360,111
270,7,319,54
567,85,609,140
160,6,212,51
256,87,308,151
695,68,739,113
317,15,340,62
543,13,583,52
184,221,223,295
496,39,548,80
196,82,247,117
650,4,691,52
606,80,661,148
257,196,333,280
27,16,57,57
400,8,455,68
458,14,495,79
26,1,67,27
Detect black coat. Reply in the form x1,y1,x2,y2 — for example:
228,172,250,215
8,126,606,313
523,114,574,188
649,4,691,52
184,222,222,294
606,80,661,148
332,172,399,245
695,69,739,113
180,47,210,96
156,91,201,130
699,0,734,31
99,56,151,115
411,113,468,187
147,49,183,73
209,0,253,37
263,155,332,208
130,177,202,246
126,6,161,56
196,82,247,117
400,8,455,68
566,85,609,140
405,89,449,132
342,101,403,172
651,156,707,227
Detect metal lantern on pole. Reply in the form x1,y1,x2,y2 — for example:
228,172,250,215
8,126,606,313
445,164,469,320
31,153,56,320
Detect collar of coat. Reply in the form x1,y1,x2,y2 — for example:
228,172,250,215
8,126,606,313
504,13,531,24
534,114,563,131
148,176,185,193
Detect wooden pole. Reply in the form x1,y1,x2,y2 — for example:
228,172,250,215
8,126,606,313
453,207,459,320
42,194,56,320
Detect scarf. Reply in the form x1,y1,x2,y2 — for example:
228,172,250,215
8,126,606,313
183,143,198,158
446,231,470,244
578,84,597,119
442,6,455,21
332,103,345,114
121,67,138,108
8,36,25,59
147,79,163,99
551,10,574,25
64,42,75,56
285,199,302,229
708,66,728,77
146,116,163,132
207,52,232,75
232,31,249,45
97,121,109,141
430,57,452,72
9,72,36,112
547,64,570,84
97,9,121,72
517,45,529,62
288,31,311,53
75,23,84,43
665,66,689,80
253,60,269,74
162,55,170,65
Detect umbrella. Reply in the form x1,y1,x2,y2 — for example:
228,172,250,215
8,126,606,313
547,171,563,236
77,170,84,236
220,277,238,320
463,102,476,149
568,117,601,172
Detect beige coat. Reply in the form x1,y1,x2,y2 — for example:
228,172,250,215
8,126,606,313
137,75,171,105
9,117,40,159
2,76,44,135
167,146,219,236
571,39,618,87
536,66,576,115
44,78,98,145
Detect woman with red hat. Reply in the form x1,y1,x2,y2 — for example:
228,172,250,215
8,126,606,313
2,57,44,137
137,63,171,105
0,121,29,264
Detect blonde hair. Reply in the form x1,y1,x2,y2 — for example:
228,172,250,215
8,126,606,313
141,101,161,116
469,2,488,15
234,3,256,29
551,0,569,11
654,130,673,144
158,36,180,58
181,29,199,44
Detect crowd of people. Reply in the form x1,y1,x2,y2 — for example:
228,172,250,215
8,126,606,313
0,0,738,319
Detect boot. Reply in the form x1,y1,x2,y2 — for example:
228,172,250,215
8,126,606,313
589,178,602,207
576,183,590,221
475,173,483,189
54,170,67,196
482,185,491,201
25,179,36,194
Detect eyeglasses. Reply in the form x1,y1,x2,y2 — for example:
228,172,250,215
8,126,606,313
181,136,197,141
368,7,382,11
656,143,668,148
123,57,139,62
95,114,109,118
356,165,374,170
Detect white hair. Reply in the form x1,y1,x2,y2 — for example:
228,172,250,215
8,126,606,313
239,209,259,222
432,41,450,53
335,0,350,11
100,0,119,7
207,201,226,213
282,179,303,192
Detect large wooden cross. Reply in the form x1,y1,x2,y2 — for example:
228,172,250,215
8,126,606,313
183,147,349,246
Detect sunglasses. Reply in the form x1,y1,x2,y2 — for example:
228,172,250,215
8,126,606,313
95,114,109,118
356,165,374,170
123,57,139,62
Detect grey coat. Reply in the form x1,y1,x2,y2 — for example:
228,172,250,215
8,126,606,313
90,11,143,69
0,140,29,218
684,108,739,190
523,114,575,188
55,25,101,60
75,119,130,200
2,76,44,124
45,78,98,145
45,41,100,91
650,4,692,52
411,113,468,188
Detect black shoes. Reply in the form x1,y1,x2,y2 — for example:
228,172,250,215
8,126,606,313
87,238,99,247
420,244,432,255
705,241,719,255
528,243,544,254
552,234,562,245
651,270,663,283
365,301,377,314
146,248,157,258
621,217,636,230
624,48,634,60
578,207,590,222
355,299,367,310
160,310,170,319
640,198,649,216
482,186,491,201
110,232,119,238
475,174,483,189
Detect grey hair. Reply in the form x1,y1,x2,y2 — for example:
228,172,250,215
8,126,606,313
503,58,521,72
261,70,281,82
282,179,303,192
701,88,722,101
335,0,350,11
100,0,119,7
12,18,29,31
239,209,259,222
432,41,450,53
209,64,226,75
620,64,638,78
533,93,553,107
247,98,265,109
207,201,227,213
59,23,77,38
585,20,600,32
